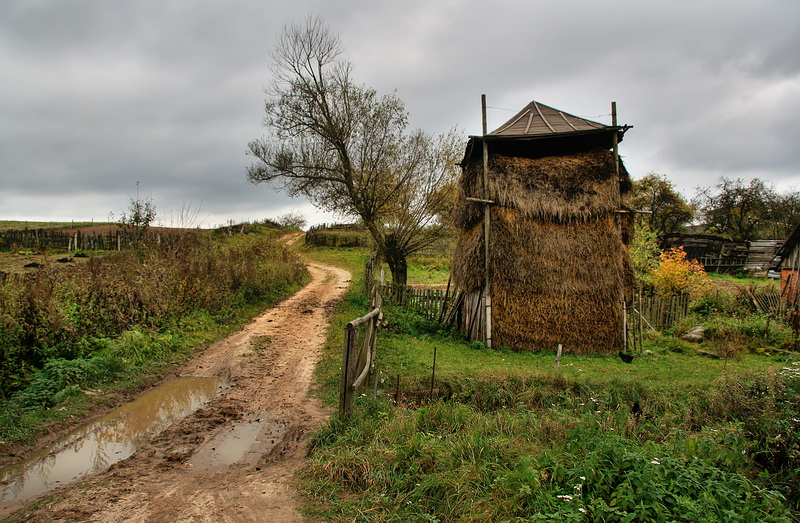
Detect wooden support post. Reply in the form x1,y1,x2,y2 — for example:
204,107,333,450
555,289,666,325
611,101,625,351
481,94,493,349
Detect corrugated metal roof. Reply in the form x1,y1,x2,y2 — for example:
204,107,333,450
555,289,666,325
490,100,608,137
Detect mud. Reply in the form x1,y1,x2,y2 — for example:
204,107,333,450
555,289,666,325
0,377,224,507
1,241,350,522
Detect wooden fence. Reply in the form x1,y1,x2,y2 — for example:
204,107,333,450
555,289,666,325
339,306,382,417
0,228,191,252
380,283,458,323
631,293,690,331
305,223,370,248
751,292,782,315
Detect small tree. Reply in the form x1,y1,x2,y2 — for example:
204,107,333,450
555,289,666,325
694,177,772,240
629,221,661,287
275,210,307,230
118,182,156,247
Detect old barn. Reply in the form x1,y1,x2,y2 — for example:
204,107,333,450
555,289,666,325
451,100,634,353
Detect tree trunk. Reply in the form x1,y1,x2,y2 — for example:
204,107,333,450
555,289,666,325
384,235,408,289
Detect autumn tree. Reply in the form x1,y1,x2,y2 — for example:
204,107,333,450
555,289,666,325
691,176,800,240
629,172,694,234
246,16,461,286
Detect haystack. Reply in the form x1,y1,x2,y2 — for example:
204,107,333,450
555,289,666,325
451,101,634,353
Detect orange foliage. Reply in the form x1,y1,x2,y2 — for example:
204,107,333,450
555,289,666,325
650,247,711,297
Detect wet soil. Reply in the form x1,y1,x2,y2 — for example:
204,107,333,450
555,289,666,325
1,236,351,522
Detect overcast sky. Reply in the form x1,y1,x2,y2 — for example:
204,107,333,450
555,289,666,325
2,0,799,228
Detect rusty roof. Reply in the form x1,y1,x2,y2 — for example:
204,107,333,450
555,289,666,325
489,100,608,137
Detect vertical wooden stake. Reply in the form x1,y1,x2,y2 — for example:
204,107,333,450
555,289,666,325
553,344,563,380
429,346,438,401
623,300,629,353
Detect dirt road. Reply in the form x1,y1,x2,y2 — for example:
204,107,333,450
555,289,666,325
4,256,351,522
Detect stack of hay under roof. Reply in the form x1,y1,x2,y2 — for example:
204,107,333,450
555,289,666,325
451,100,634,353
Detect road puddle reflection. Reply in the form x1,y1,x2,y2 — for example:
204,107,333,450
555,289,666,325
0,376,224,506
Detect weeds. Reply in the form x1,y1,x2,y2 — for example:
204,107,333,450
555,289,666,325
0,224,306,443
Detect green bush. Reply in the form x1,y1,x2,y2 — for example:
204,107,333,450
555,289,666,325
9,355,127,410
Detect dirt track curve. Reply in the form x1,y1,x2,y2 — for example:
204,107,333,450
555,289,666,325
3,243,351,522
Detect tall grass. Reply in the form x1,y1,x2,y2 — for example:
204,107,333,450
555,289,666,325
0,224,307,442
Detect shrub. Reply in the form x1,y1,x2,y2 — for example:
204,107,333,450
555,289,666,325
0,229,306,398
650,247,711,298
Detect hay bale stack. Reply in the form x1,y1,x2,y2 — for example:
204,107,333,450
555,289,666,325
451,148,634,353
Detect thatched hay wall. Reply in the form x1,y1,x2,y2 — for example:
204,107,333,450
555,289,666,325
451,148,634,353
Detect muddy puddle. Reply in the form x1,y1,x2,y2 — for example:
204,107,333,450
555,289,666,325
188,411,287,474
0,376,224,507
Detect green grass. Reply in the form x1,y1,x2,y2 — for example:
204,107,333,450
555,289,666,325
296,241,370,274
406,255,451,286
297,246,800,521
708,271,781,290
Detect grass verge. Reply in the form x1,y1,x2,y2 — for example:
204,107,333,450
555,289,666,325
298,246,800,521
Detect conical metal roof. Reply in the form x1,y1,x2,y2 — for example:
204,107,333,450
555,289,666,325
490,100,608,136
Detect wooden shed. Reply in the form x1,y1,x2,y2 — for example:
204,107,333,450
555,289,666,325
659,234,749,273
775,223,800,302
451,100,634,353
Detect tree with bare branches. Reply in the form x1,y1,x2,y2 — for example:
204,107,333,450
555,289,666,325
246,16,461,286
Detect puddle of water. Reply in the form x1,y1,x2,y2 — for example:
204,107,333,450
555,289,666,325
0,376,223,507
189,412,286,473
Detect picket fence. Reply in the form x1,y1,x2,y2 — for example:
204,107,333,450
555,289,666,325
380,282,697,346
380,283,457,323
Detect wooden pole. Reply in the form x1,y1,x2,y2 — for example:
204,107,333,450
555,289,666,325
482,94,493,349
553,344,563,380
429,346,437,401
339,328,355,417
611,101,625,350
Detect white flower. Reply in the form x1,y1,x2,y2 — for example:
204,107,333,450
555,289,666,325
579,476,586,481
557,494,574,501
651,459,660,465
579,508,587,514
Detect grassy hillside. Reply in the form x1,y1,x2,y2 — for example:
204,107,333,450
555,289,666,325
299,244,800,521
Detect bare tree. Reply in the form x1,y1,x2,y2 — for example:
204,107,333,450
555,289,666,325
247,16,461,285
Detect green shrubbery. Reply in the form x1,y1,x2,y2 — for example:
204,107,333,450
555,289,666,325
305,391,796,521
0,225,306,442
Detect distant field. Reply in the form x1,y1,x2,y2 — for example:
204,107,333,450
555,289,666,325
0,220,113,232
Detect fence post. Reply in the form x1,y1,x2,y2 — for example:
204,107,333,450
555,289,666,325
339,326,357,417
